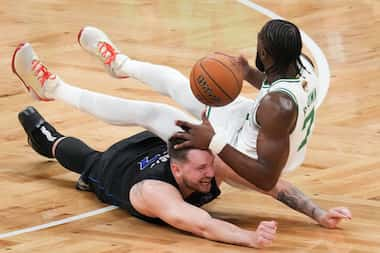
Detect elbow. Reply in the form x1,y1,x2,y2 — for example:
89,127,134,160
258,182,276,192
255,177,279,192
171,213,213,239
255,165,282,191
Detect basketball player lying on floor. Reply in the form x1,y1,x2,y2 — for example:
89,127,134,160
19,106,350,249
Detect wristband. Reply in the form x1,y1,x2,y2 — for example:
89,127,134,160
209,132,227,154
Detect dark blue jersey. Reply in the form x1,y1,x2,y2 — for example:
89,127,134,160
83,131,221,224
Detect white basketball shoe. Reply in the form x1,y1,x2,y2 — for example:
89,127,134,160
78,26,129,78
12,43,59,101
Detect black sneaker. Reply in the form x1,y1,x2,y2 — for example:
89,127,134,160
18,106,63,158
76,176,91,191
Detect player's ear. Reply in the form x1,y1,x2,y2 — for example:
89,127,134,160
260,47,267,60
171,162,182,177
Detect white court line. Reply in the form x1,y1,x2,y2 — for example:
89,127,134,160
0,206,118,239
237,0,331,108
0,1,330,240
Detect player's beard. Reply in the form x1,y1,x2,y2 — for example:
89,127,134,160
255,52,265,72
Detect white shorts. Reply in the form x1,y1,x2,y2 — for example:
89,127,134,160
207,95,254,145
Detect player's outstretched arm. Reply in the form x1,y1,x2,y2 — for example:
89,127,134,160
130,180,277,248
219,169,352,229
270,180,352,228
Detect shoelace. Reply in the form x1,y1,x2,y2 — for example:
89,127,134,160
31,60,52,86
97,42,118,65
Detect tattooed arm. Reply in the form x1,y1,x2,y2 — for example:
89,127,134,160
274,180,324,221
271,180,352,228
215,158,352,228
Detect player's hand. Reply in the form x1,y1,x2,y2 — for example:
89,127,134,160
236,55,250,79
250,221,277,248
173,111,215,150
213,52,250,79
317,207,352,229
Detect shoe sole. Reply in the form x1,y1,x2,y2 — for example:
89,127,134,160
18,106,45,133
77,27,129,79
77,27,85,48
12,43,54,102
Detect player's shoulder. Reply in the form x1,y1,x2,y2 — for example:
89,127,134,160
139,179,181,197
261,92,297,117
257,92,298,135
131,179,182,209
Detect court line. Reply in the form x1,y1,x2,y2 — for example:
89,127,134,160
0,206,118,239
237,0,331,108
0,1,330,240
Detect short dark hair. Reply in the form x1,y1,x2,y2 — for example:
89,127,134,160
259,19,305,75
167,136,191,162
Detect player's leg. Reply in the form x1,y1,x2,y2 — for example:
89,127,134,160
18,106,100,190
12,43,198,142
55,81,197,141
78,26,204,118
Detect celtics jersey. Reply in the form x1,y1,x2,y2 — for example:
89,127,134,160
235,71,318,173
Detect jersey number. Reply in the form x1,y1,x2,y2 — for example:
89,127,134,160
297,107,315,151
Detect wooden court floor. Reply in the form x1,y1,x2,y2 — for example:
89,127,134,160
0,0,379,252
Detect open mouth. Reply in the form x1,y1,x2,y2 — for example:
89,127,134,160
200,180,211,186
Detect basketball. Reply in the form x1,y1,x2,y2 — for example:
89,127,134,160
190,53,243,107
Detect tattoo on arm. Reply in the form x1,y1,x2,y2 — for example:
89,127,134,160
276,185,324,221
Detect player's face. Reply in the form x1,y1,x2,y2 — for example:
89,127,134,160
182,150,215,193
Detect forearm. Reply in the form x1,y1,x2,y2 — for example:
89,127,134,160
162,202,255,247
245,66,264,89
273,180,326,222
200,217,254,247
219,145,279,191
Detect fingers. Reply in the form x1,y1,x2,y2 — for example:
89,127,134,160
331,207,352,219
261,225,277,234
255,221,277,248
329,207,352,219
201,110,210,123
175,120,195,131
260,230,276,241
257,221,277,237
328,210,347,219
259,221,277,229
173,140,193,149
171,132,193,149
201,110,207,120
256,237,273,248
172,132,192,140
213,51,233,58
330,207,351,219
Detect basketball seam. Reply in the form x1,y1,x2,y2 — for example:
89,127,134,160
192,63,213,105
199,62,233,100
209,57,241,91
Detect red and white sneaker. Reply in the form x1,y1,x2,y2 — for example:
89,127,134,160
12,43,58,101
78,26,129,78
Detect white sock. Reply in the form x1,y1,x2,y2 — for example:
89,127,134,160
49,78,198,141
49,78,82,108
115,56,205,119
